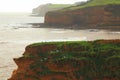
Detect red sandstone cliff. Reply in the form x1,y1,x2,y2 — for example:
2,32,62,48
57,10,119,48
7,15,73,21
45,5,120,28
8,40,120,80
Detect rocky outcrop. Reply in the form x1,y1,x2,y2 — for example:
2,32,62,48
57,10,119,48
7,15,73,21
8,40,120,80
32,3,71,16
45,5,120,28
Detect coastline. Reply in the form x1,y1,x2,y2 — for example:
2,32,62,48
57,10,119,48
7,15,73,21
0,23,120,80
0,0,119,79
29,23,120,31
0,26,120,80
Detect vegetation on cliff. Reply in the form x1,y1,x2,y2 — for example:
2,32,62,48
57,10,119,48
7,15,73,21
47,4,71,8
9,40,120,80
63,0,120,11
32,3,71,16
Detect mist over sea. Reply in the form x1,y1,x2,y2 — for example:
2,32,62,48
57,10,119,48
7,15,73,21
0,12,120,80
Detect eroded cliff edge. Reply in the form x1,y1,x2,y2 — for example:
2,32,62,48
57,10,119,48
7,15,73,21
44,4,120,29
9,40,120,80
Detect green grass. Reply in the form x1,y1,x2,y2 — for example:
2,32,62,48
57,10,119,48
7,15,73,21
29,40,120,62
82,0,120,7
48,4,71,8
62,0,120,11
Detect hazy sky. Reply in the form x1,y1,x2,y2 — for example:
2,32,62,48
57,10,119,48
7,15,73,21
0,0,87,12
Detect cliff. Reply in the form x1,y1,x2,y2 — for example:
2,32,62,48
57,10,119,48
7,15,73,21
9,40,120,80
44,0,120,29
32,3,71,16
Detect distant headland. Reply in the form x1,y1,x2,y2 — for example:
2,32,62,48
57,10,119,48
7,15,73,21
42,0,120,30
32,3,72,16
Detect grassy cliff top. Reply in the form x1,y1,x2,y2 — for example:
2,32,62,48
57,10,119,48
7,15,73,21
27,40,120,59
48,4,72,8
22,40,120,79
62,0,120,11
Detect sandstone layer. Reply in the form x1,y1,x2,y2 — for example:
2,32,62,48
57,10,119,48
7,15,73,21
9,40,120,80
45,5,120,28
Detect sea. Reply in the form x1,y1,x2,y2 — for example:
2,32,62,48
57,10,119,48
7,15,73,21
0,12,120,80
0,12,44,29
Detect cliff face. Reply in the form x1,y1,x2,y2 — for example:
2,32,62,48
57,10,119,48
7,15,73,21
45,5,120,27
9,40,120,80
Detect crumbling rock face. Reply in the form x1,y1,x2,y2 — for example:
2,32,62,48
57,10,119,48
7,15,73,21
45,5,120,27
8,40,120,80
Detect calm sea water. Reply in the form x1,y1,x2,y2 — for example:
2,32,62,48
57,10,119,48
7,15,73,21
0,12,120,80
0,12,44,28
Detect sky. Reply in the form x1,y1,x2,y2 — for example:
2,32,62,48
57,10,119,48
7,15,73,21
0,0,87,12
